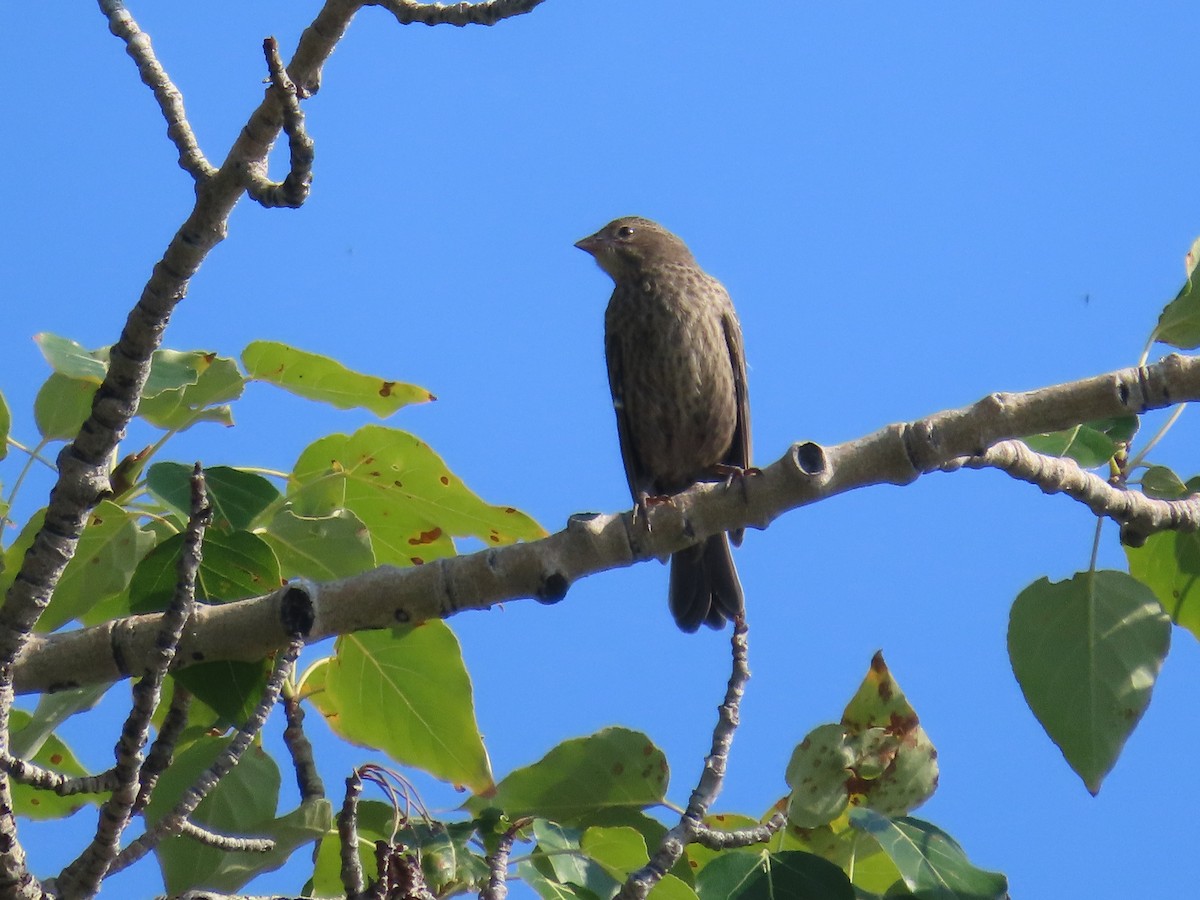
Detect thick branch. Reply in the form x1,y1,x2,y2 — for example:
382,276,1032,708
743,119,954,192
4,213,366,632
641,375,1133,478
11,353,1200,694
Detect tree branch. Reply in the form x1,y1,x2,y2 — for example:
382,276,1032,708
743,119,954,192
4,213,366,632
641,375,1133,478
11,353,1200,694
97,0,216,180
617,619,751,899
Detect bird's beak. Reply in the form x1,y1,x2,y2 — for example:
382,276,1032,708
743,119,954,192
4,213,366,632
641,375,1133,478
574,232,604,256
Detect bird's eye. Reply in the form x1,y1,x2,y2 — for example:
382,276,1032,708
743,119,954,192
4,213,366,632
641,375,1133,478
617,225,636,238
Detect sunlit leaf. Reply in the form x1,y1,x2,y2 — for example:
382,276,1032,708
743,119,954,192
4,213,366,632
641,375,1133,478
1153,236,1200,348
34,373,96,440
243,340,434,415
9,709,100,819
1126,530,1200,641
308,623,492,793
259,507,375,580
288,425,544,567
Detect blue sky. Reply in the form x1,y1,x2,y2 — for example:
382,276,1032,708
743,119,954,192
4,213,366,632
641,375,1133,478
3,2,1199,896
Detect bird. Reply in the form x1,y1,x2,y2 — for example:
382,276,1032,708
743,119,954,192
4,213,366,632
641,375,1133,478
575,216,751,632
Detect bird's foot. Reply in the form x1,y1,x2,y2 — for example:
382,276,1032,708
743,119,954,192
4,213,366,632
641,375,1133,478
634,492,674,530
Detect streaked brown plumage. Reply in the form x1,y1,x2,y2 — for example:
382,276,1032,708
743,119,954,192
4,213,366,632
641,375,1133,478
575,216,750,631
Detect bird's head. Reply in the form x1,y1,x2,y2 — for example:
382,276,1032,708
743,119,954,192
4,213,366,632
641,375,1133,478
574,216,695,280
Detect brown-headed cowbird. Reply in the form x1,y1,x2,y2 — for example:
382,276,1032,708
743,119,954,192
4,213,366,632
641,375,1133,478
575,216,750,632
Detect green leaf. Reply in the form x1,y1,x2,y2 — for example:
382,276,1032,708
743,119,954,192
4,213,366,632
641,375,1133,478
1152,236,1200,348
1126,530,1200,641
34,373,97,441
1140,465,1189,499
849,809,1008,899
488,727,668,821
1022,416,1138,468
146,463,280,531
259,508,375,580
308,623,493,793
243,340,435,416
534,819,617,896
128,529,281,613
771,813,903,894
0,390,10,460
8,709,101,819
11,685,108,759
38,500,156,632
785,724,854,828
693,850,853,900
1008,571,1171,793
138,354,244,430
34,333,107,382
517,857,598,900
288,425,545,567
150,737,282,894
205,799,331,892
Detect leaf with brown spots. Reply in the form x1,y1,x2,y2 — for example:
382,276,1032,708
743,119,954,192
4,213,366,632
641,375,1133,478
243,340,433,416
288,424,545,568
480,727,668,821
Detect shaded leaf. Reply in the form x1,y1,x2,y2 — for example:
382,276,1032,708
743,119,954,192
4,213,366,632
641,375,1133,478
1140,465,1189,500
150,738,280,894
38,500,155,632
243,340,434,416
694,850,853,900
1008,571,1170,793
849,809,1008,899
488,727,668,821
147,462,280,531
307,623,493,793
1022,416,1137,468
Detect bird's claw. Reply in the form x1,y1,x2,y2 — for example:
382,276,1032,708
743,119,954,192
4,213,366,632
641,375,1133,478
634,492,674,530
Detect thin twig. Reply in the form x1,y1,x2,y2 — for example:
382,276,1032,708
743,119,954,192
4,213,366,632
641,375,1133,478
56,464,212,896
617,618,751,899
96,0,215,180
108,639,303,874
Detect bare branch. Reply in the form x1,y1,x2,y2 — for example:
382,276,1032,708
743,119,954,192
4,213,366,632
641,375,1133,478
617,619,750,898
108,639,302,875
134,684,191,813
946,439,1200,546
56,464,211,896
175,819,274,853
338,772,367,898
480,818,531,900
690,812,786,850
96,0,216,180
244,37,315,209
283,693,326,803
369,0,549,27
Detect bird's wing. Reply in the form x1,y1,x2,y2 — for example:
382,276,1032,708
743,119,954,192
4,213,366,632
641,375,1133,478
722,307,750,546
605,329,652,501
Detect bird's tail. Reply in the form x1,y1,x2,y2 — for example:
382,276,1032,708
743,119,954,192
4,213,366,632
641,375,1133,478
668,533,744,632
